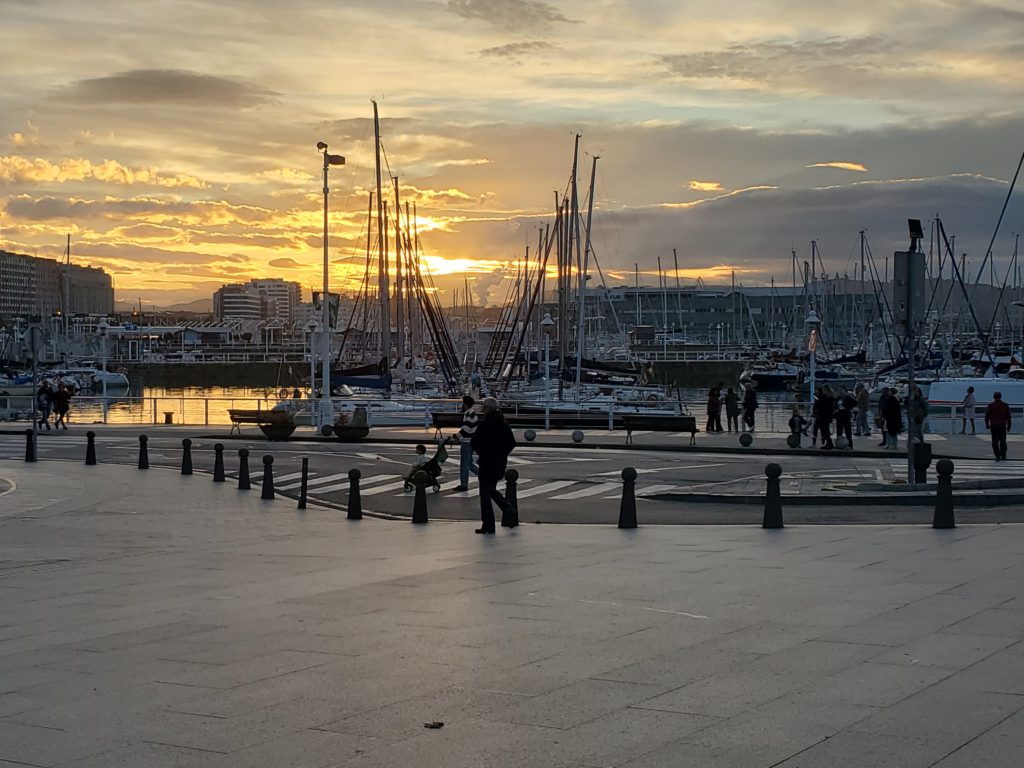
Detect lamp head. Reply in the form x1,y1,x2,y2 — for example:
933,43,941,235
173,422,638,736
805,309,821,327
316,141,328,151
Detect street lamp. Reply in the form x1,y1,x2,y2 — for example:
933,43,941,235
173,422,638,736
715,323,722,356
316,141,345,429
805,309,821,406
541,312,555,430
305,317,322,403
97,318,109,422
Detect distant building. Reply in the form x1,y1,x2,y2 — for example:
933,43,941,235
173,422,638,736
213,284,263,320
212,279,301,324
0,250,113,320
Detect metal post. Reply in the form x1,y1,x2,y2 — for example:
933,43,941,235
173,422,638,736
347,468,362,519
213,443,225,482
24,428,36,463
933,459,955,528
261,455,275,500
237,448,251,490
763,463,784,528
503,468,519,528
618,467,638,529
411,470,428,523
85,430,96,465
298,457,308,509
181,438,193,475
544,332,551,430
138,434,149,469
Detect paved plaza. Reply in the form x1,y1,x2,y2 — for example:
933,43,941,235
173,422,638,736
1,459,1024,767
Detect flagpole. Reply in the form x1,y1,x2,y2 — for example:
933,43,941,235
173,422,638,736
317,142,345,429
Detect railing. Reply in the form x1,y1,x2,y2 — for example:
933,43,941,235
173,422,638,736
6,393,1011,435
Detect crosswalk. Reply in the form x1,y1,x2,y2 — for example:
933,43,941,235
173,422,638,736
237,468,697,503
887,460,1024,482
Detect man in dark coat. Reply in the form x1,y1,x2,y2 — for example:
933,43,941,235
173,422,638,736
742,384,758,432
985,391,1012,461
470,397,517,533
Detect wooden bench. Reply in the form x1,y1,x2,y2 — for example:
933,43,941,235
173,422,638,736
228,408,266,434
431,412,463,438
621,414,698,445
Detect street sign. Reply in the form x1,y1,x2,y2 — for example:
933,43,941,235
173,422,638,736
893,250,926,336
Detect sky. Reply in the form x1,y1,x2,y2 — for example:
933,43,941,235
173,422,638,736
2,0,1024,308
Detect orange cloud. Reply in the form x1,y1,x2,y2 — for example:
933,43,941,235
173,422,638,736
0,156,207,188
688,180,722,191
806,161,868,172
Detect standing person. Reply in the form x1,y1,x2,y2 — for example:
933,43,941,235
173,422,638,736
817,384,836,449
788,406,809,447
706,388,722,433
961,386,976,435
876,387,892,447
855,383,871,437
882,389,903,449
723,387,740,432
836,386,856,449
909,386,928,443
470,397,517,533
985,391,1011,461
52,383,72,430
36,380,53,431
742,383,758,432
448,395,479,492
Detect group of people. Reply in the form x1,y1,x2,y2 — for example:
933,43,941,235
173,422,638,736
705,381,758,433
35,380,73,430
420,393,517,534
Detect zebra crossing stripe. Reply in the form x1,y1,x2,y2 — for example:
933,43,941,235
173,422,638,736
361,479,415,496
314,473,399,494
277,472,351,491
550,482,622,500
515,480,576,498
248,471,304,484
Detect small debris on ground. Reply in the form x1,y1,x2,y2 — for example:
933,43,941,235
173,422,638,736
423,721,444,729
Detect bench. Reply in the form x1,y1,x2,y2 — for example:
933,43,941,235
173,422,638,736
621,414,698,445
431,412,463,438
228,408,266,435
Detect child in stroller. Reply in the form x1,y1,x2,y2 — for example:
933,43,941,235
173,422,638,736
404,442,448,492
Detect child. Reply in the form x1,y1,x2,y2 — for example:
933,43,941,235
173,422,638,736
788,406,809,447
412,444,428,470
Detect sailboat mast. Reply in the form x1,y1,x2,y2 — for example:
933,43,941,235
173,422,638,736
635,263,641,326
575,154,598,386
372,100,391,368
393,177,404,363
673,248,682,333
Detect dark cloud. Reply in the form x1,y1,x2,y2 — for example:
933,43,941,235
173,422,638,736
660,36,891,83
480,41,556,58
59,69,275,108
447,0,575,32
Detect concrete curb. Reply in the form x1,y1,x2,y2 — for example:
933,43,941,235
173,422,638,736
649,490,1024,507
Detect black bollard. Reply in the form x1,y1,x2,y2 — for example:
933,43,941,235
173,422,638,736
618,467,638,529
297,457,308,510
237,448,251,490
346,468,362,520
181,438,193,475
762,463,784,529
933,458,956,529
212,443,225,482
411,469,429,524
261,455,275,500
912,442,932,485
503,469,520,528
24,428,36,463
138,434,149,469
85,430,96,466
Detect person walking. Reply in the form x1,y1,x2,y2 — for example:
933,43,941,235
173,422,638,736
706,388,722,433
876,387,892,447
724,387,740,432
985,391,1011,461
817,384,836,449
836,386,856,449
35,380,54,430
470,397,517,533
882,389,903,449
909,386,928,443
448,395,479,491
52,383,72,430
855,383,871,437
961,386,976,434
742,383,758,432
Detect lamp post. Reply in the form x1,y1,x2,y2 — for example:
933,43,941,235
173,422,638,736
97,318,109,423
805,309,821,407
541,312,555,430
305,318,321,405
316,141,345,428
715,323,722,356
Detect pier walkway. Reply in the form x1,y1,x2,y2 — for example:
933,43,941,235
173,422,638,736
1,460,1023,766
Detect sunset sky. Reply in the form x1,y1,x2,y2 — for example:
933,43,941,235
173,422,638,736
2,0,1023,307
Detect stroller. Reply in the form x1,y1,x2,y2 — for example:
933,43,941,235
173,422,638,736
404,441,448,492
